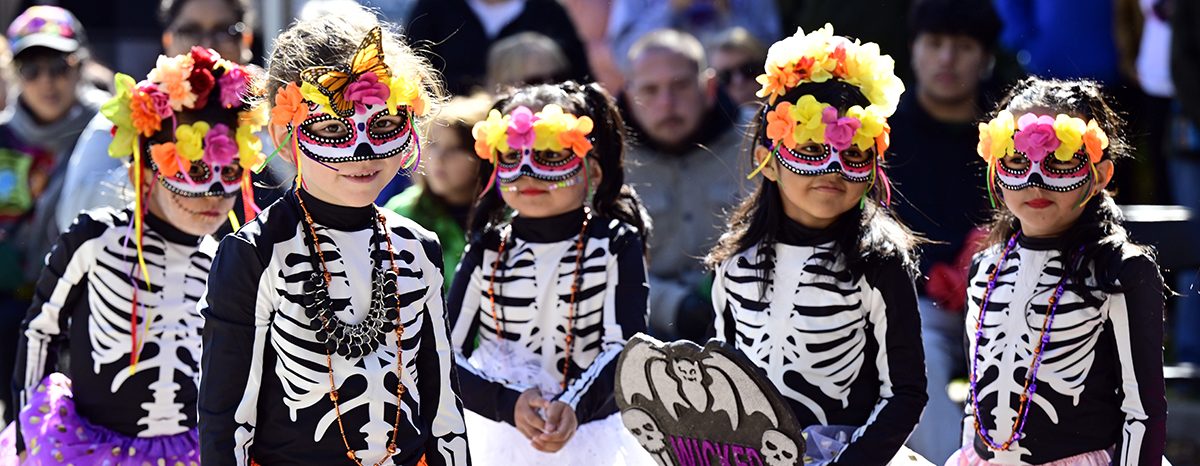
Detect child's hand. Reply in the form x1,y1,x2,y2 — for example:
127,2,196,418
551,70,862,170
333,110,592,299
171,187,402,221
529,398,577,453
513,388,546,440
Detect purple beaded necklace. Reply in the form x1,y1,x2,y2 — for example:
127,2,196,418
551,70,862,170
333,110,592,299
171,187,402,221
969,233,1083,451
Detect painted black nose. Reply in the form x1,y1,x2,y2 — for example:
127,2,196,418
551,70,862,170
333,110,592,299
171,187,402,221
1027,172,1046,185
205,182,226,196
354,143,375,160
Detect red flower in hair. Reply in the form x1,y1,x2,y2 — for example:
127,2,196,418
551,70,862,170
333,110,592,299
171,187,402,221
190,47,217,71
188,67,215,110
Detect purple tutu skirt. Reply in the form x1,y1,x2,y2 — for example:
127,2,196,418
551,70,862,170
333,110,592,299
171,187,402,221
17,373,199,466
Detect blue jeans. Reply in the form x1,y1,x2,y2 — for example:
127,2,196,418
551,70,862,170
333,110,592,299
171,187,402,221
907,297,965,462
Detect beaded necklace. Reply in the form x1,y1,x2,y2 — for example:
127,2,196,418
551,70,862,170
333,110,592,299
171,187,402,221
487,210,591,390
295,191,407,466
969,233,1083,451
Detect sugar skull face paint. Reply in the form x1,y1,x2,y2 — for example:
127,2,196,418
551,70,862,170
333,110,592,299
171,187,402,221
294,104,413,164
149,157,244,198
774,141,875,183
996,151,1091,192
496,149,584,184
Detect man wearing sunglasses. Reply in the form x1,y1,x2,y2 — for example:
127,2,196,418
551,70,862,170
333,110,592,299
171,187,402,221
708,27,765,125
0,5,110,427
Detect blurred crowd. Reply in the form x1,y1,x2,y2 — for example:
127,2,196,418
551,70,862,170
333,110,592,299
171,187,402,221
0,0,1195,461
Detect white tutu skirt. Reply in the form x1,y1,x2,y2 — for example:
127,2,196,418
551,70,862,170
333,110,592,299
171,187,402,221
464,341,657,465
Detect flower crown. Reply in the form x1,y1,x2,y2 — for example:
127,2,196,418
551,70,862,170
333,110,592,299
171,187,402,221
977,111,1109,164
756,24,904,115
765,95,890,155
471,104,594,161
268,26,428,131
101,46,264,174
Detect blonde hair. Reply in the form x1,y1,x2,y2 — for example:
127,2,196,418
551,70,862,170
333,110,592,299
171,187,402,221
262,4,446,134
433,92,493,145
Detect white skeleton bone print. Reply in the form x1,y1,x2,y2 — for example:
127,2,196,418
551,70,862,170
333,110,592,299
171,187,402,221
966,246,1107,463
716,242,867,425
270,224,428,454
86,225,209,436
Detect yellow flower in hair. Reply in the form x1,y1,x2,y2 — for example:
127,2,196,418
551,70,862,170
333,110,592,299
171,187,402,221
791,95,828,145
176,122,211,161
1052,114,1086,161
846,105,886,151
386,75,425,116
561,115,594,157
977,110,1015,161
236,125,264,170
239,106,268,131
102,73,137,157
472,109,510,159
300,81,334,116
533,105,572,152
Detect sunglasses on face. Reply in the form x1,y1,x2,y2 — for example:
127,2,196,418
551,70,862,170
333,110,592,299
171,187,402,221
717,62,764,86
170,22,246,46
17,58,74,81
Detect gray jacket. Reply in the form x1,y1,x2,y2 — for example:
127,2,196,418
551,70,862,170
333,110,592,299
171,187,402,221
625,125,746,334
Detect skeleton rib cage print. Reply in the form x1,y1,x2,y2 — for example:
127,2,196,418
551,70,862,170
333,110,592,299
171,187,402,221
710,224,927,466
15,208,213,446
964,236,1167,465
447,208,649,425
198,190,469,466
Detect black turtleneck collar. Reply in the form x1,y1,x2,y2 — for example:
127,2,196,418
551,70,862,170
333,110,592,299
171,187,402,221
292,188,376,231
511,207,587,243
1017,232,1069,251
144,210,203,245
777,214,849,247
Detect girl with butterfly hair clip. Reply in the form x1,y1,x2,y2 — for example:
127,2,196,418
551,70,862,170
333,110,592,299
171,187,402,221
4,47,260,466
949,77,1168,466
447,81,654,464
197,8,471,466
705,24,930,466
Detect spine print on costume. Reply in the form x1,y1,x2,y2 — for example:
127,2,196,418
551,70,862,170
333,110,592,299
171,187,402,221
687,24,929,466
198,22,469,466
6,47,260,466
448,86,653,464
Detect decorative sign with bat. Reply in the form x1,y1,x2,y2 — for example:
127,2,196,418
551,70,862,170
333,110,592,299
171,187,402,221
616,334,806,466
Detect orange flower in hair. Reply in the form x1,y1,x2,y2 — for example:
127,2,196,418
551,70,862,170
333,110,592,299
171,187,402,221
150,142,189,178
765,102,798,148
271,82,309,128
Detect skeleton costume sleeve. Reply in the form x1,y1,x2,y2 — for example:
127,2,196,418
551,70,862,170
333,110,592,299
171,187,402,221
963,236,1166,465
199,189,470,466
13,208,214,451
711,218,927,466
447,208,649,425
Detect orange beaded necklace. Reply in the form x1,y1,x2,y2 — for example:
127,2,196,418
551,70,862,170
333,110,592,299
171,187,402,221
487,210,591,390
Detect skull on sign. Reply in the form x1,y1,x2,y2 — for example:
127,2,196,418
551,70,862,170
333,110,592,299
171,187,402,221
761,429,799,466
622,408,666,453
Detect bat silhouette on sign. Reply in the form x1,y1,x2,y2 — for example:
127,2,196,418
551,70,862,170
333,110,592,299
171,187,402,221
619,337,779,430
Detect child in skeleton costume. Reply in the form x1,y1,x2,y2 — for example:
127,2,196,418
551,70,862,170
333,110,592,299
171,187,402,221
197,14,470,466
706,25,929,466
449,82,652,464
6,47,262,465
947,78,1168,466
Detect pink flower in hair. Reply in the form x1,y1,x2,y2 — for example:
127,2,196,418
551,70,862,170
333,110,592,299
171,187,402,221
148,89,173,119
822,106,860,151
1013,114,1060,162
343,72,391,114
506,106,537,150
218,66,250,108
203,124,238,167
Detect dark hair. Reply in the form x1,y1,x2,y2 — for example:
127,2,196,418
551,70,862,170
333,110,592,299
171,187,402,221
908,0,1002,51
705,81,922,278
467,81,651,241
983,77,1152,290
159,0,255,28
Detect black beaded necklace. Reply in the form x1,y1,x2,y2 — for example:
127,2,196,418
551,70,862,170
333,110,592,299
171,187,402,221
296,192,400,358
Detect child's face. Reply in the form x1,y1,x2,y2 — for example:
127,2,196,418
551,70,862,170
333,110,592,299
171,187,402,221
1000,159,1114,237
497,151,598,219
424,125,480,203
147,178,237,236
279,104,414,207
755,144,871,229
